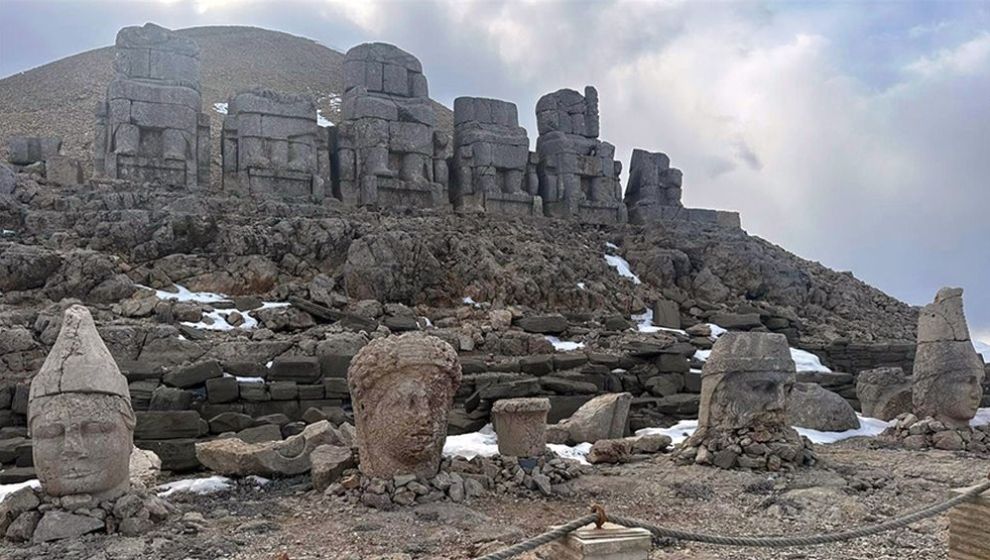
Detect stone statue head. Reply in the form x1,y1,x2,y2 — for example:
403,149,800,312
28,305,135,501
912,287,985,428
347,332,461,479
698,332,796,430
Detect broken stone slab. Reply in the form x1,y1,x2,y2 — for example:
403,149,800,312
209,412,258,434
857,367,913,421
551,393,632,445
205,376,239,403
135,410,206,439
787,383,859,432
162,360,222,388
135,438,200,472
32,510,103,543
515,314,568,334
195,420,339,476
268,356,321,383
310,444,356,492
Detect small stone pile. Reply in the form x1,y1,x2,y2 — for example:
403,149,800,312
325,452,588,510
881,413,990,453
0,485,174,543
675,424,816,470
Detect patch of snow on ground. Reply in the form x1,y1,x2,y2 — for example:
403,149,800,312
1,229,14,235
576,282,586,290
974,340,990,362
235,376,265,384
245,475,270,486
546,336,585,351
462,296,483,308
181,308,256,332
419,316,433,328
605,242,619,250
604,254,642,284
0,479,40,503
693,346,831,373
637,414,894,446
444,425,591,464
708,324,728,338
970,407,990,427
316,109,333,127
148,284,228,303
212,102,228,114
157,475,233,497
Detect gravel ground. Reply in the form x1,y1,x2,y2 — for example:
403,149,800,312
3,438,984,560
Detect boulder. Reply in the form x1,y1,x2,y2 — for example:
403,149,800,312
195,420,340,476
32,510,103,543
128,447,162,489
310,445,356,492
551,393,632,444
162,360,222,388
515,314,568,334
857,367,913,421
587,438,633,464
788,382,859,432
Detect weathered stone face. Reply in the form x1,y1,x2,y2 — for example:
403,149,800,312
534,86,626,224
347,332,461,479
698,332,795,430
335,42,448,209
94,23,209,188
451,97,541,216
29,305,134,501
221,88,330,201
912,288,985,428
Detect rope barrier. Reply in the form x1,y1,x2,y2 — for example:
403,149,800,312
475,479,990,560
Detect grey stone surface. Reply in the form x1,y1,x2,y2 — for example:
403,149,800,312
195,420,338,476
28,305,134,502
535,86,626,224
335,42,448,209
310,444,355,492
451,96,541,216
94,23,210,187
32,510,104,543
222,88,330,201
913,288,985,427
550,393,631,445
857,367,913,421
348,333,461,479
6,136,61,165
491,397,550,457
787,382,859,431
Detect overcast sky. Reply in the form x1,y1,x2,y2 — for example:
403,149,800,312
2,0,988,342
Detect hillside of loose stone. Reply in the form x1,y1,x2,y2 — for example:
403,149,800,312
0,25,453,178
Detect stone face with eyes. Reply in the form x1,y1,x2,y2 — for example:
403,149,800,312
28,305,135,501
30,393,133,500
347,332,461,479
698,332,797,431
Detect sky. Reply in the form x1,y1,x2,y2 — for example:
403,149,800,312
1,0,989,342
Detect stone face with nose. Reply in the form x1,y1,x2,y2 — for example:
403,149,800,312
347,332,462,479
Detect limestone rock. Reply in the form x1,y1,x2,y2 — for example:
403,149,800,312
195,420,339,476
857,367,913,421
310,444,356,492
586,438,633,464
787,383,859,432
551,393,632,445
128,446,162,489
491,398,550,457
515,314,567,335
348,332,461,479
32,510,103,543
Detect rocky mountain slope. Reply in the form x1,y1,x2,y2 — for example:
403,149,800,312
0,25,453,176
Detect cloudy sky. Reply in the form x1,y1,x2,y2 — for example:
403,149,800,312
2,0,989,342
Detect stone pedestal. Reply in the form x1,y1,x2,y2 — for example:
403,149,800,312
949,486,990,560
491,397,550,457
546,522,651,560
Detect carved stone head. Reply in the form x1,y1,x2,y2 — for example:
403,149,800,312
28,305,135,501
698,332,796,430
347,332,461,479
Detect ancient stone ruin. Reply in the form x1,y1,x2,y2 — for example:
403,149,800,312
492,397,550,457
673,332,815,470
535,86,627,224
856,366,912,421
94,23,210,187
334,42,449,209
347,332,461,479
2,305,172,543
450,97,541,216
221,88,331,201
624,148,740,227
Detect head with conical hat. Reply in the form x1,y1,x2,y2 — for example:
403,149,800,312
698,332,796,430
28,305,135,501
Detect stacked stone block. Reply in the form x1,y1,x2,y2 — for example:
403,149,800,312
535,86,626,224
451,97,541,216
94,23,210,188
221,88,331,201
334,42,449,209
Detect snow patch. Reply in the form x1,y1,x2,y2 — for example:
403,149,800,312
604,254,642,284
444,424,591,464
462,296,483,308
147,284,228,303
708,324,728,338
693,347,831,373
546,336,585,352
1,229,15,235
605,242,619,250
970,407,990,428
316,109,333,127
156,475,233,497
212,102,228,115
235,376,265,384
0,479,40,504
631,308,686,335
576,282,586,290
636,414,896,446
245,475,270,486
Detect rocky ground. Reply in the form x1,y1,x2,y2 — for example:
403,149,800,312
1,438,983,560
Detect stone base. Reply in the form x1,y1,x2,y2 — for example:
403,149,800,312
628,202,741,228
880,414,990,453
544,199,627,224
0,486,174,543
672,424,816,470
327,451,589,509
546,522,651,560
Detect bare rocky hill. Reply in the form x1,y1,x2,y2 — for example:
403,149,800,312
0,25,453,175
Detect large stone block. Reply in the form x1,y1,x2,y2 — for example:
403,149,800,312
7,136,61,165
135,411,206,439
